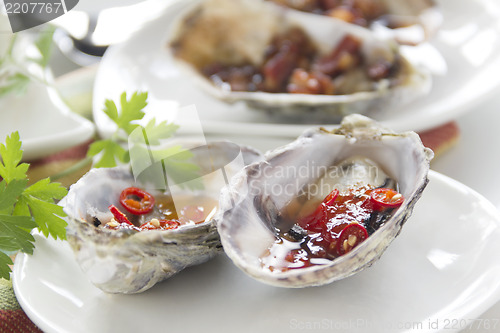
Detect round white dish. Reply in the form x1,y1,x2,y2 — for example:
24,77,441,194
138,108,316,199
0,81,95,161
13,171,500,333
93,0,500,137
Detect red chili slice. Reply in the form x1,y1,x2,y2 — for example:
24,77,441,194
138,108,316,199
297,189,339,229
161,220,180,230
322,189,339,206
297,204,327,230
370,188,404,210
335,223,368,256
119,187,155,215
109,204,133,225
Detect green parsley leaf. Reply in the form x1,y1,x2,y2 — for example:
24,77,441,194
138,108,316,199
163,158,204,190
0,132,68,279
18,178,68,239
104,92,148,135
89,91,202,190
0,73,30,98
135,147,203,191
88,92,151,168
0,236,21,252
87,139,128,168
0,131,29,182
22,178,67,202
0,27,54,99
150,145,186,161
19,196,66,240
0,252,13,280
139,119,180,145
32,26,55,67
0,214,36,254
102,99,119,123
0,179,28,213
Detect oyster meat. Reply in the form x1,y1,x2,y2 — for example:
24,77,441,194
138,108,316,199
168,0,431,121
268,0,443,45
64,142,262,293
216,115,433,287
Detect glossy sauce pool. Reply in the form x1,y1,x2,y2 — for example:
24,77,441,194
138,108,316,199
103,193,218,231
260,184,402,272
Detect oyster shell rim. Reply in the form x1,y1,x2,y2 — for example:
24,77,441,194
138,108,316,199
63,140,264,240
165,0,433,118
266,0,444,46
63,140,264,294
63,165,218,240
216,115,434,287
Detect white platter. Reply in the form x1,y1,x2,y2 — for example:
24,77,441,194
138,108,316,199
13,171,500,333
93,0,500,137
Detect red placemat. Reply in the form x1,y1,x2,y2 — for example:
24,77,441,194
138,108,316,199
0,279,43,333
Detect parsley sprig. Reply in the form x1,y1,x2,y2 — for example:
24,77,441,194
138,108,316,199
87,91,184,169
53,91,201,192
86,91,201,190
52,91,184,180
0,26,55,97
0,132,67,280
0,92,198,280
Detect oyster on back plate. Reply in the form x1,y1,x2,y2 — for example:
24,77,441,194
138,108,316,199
216,115,433,287
268,0,442,45
64,142,262,294
168,0,431,121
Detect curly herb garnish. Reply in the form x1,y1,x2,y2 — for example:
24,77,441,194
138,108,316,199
0,132,67,280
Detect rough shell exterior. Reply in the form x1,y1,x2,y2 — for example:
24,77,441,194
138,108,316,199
216,114,433,287
64,142,262,294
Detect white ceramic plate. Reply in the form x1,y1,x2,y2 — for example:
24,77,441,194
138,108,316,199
93,0,500,138
13,171,500,333
0,81,95,161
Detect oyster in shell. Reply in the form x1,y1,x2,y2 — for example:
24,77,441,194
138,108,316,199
216,115,433,287
268,0,443,45
64,142,262,293
169,0,431,121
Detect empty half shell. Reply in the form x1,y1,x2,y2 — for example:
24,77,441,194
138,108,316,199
216,115,433,287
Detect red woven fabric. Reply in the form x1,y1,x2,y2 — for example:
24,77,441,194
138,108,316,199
418,121,460,157
0,309,43,333
29,139,93,165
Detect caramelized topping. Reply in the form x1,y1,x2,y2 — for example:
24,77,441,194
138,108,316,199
202,27,398,95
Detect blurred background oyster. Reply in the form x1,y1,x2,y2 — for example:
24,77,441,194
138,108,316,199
169,0,431,122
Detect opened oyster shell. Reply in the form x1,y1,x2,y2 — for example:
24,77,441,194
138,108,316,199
268,0,442,45
169,0,431,121
64,142,262,294
216,115,433,287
